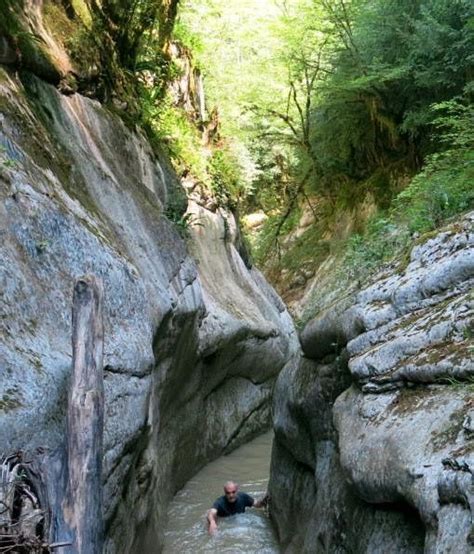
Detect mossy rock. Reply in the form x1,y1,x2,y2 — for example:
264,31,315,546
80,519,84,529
18,35,61,84
0,0,62,82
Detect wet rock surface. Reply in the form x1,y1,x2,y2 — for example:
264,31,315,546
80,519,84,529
0,68,297,553
270,213,474,553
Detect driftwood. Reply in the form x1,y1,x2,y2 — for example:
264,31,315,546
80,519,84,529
1,276,105,553
62,275,104,554
0,453,45,553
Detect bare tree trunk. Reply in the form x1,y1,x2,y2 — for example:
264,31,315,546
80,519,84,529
63,275,104,554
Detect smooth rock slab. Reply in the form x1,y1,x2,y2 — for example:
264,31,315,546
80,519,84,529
334,385,474,553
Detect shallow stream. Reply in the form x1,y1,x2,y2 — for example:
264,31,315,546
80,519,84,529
163,432,280,553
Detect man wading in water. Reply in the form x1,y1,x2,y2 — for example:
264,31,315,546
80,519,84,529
207,480,269,535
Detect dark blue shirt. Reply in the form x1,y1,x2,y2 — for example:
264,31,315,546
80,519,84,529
212,492,254,517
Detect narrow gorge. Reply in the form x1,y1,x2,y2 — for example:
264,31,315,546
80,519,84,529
0,65,297,553
0,1,473,553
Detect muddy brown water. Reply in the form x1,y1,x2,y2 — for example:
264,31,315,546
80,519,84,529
163,432,280,553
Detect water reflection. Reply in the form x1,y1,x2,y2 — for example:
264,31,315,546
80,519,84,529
163,432,280,553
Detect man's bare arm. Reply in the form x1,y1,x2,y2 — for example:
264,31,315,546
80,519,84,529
207,508,218,535
253,493,269,509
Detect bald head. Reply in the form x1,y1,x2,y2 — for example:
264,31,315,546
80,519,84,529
223,481,239,503
224,481,238,490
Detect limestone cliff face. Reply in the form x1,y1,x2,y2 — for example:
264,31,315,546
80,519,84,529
270,213,474,553
0,66,297,552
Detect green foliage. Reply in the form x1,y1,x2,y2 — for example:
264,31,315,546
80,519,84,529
2,159,16,169
0,145,17,169
172,17,204,59
434,375,474,389
178,0,286,139
208,146,248,207
299,95,473,324
0,0,47,68
177,0,295,213
310,0,474,185
14,0,470,286
341,159,472,282
252,207,301,267
143,93,208,180
393,153,473,233
139,91,253,213
42,1,99,77
333,99,474,284
163,179,203,237
165,205,200,237
50,0,179,103
392,101,474,232
239,0,473,283
338,217,409,283
178,0,473,269
280,228,330,275
0,0,24,37
84,0,162,70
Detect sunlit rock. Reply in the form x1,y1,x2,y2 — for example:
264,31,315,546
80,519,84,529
0,68,297,553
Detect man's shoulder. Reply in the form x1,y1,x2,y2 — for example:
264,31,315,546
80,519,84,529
213,495,226,509
237,491,254,505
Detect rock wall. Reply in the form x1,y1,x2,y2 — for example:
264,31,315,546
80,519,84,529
0,67,297,552
270,213,474,553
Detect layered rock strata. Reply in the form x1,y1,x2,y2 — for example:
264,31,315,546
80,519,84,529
0,68,297,552
270,213,474,553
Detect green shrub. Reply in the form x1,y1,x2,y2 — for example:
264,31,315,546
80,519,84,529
299,99,474,324
208,147,247,207
342,99,474,275
393,152,474,232
252,207,301,267
338,217,409,282
280,228,331,274
392,101,474,232
146,94,208,181
0,0,23,37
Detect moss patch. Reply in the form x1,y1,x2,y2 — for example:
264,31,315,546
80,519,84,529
70,0,92,25
0,387,24,412
42,0,98,76
388,386,438,417
431,398,474,451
